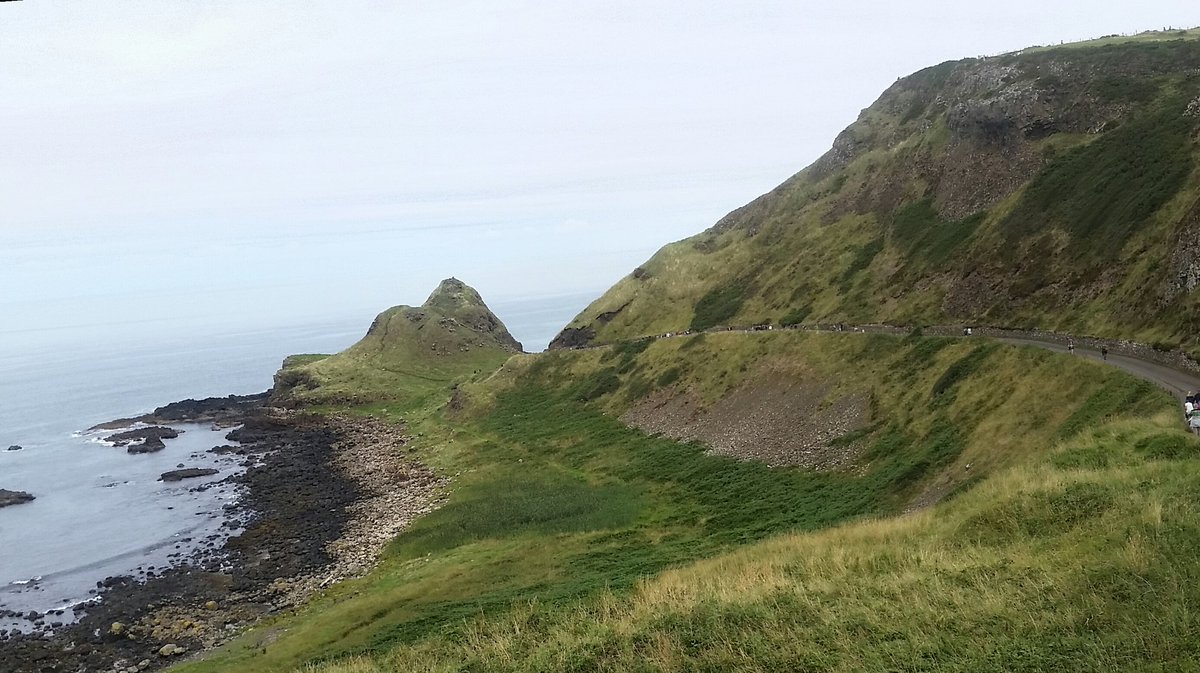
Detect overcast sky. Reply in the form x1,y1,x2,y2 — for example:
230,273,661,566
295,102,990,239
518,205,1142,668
1,1,1196,349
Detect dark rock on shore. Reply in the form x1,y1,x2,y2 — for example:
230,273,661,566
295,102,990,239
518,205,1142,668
6,444,21,451
96,428,175,454
106,426,179,448
90,393,269,431
0,410,359,673
0,489,35,508
129,436,167,454
159,468,218,482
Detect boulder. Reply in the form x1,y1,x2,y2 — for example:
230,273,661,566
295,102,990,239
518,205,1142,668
159,468,218,482
5,445,20,451
105,426,179,448
158,643,186,656
0,489,35,508
127,436,166,454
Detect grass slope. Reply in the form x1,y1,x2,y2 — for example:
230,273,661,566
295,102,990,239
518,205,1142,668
558,35,1200,354
169,332,1180,673
315,415,1200,672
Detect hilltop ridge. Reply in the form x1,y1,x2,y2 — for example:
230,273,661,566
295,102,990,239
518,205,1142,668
272,278,520,406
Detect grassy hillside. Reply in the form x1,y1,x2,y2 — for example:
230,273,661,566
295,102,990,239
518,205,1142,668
555,34,1200,353
169,331,1183,673
272,278,522,408
307,415,1200,672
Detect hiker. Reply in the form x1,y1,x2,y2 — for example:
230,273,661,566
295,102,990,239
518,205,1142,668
1101,346,1108,361
1067,341,1075,354
1188,395,1200,435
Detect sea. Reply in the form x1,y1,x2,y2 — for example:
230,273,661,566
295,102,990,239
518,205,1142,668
0,291,593,627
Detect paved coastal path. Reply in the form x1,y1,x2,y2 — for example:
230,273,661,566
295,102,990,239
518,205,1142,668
578,324,1200,401
997,337,1200,400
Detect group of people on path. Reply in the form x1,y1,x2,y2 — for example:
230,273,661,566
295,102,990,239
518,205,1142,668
1065,340,1109,360
1186,394,1200,434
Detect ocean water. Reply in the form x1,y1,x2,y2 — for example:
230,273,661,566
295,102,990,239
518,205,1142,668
0,291,592,624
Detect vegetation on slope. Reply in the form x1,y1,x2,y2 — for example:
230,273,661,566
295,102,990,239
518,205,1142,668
303,414,1200,672
555,34,1200,353
170,332,1177,673
176,29,1200,673
271,278,522,408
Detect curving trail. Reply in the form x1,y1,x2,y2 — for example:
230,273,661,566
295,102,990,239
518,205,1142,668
576,324,1200,401
997,337,1200,400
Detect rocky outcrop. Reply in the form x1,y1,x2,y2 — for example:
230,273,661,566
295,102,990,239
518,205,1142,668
0,489,35,508
105,427,179,448
128,437,167,454
6,445,21,451
548,326,596,350
91,394,268,431
158,469,218,482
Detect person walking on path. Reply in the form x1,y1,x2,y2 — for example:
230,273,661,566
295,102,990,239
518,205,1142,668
1067,340,1075,354
1101,346,1108,361
1187,394,1200,435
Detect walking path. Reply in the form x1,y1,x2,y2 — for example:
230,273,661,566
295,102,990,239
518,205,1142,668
997,337,1200,399
578,324,1200,401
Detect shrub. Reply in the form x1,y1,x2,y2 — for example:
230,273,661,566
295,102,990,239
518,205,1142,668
779,306,812,327
691,281,749,331
656,367,683,387
574,368,622,402
1134,433,1198,460
1000,100,1195,261
931,346,996,398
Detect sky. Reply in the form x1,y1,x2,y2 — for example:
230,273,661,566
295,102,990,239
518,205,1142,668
1,1,1197,351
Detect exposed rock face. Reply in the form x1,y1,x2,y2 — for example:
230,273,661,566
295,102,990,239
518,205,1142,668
548,326,596,350
621,375,870,469
159,468,218,482
1166,198,1200,304
0,489,35,508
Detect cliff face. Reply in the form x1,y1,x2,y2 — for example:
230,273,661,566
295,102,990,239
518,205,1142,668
273,278,521,406
554,33,1200,352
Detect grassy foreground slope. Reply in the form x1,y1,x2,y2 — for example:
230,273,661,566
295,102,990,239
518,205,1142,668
315,418,1200,672
272,278,522,408
555,31,1200,353
170,332,1190,673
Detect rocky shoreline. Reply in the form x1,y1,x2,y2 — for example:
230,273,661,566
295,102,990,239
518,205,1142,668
0,489,35,509
0,397,444,673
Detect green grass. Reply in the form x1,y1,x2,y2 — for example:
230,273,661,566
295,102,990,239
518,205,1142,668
779,305,812,326
556,36,1200,353
890,199,988,270
296,413,1200,673
1000,99,1196,262
171,332,1179,673
690,280,749,331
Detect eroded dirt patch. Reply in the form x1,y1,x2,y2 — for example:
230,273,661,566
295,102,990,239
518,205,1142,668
621,375,871,469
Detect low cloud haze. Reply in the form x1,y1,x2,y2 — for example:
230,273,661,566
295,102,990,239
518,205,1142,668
2,1,1195,349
